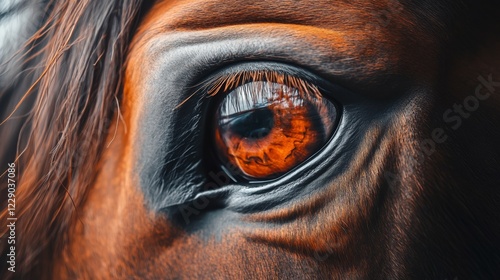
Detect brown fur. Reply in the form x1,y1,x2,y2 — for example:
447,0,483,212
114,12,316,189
1,0,499,279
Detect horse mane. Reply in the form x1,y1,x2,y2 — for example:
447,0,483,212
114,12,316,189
0,0,498,278
0,0,148,278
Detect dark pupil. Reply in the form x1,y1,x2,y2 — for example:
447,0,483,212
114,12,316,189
227,107,274,139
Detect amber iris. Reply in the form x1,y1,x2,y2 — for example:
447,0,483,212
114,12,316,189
214,78,338,180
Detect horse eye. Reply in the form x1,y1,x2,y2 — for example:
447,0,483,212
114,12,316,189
213,78,338,180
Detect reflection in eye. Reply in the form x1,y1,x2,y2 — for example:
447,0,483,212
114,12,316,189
212,71,338,180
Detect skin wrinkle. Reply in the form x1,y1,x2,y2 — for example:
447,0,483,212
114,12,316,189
133,22,420,110
244,125,389,246
137,0,439,84
132,0,419,80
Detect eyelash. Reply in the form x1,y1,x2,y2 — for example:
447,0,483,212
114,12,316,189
176,62,331,111
204,70,323,99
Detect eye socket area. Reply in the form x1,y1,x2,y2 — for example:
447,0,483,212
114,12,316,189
211,71,339,181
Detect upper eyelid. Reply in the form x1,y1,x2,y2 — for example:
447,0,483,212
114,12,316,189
204,70,322,99
175,62,335,110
